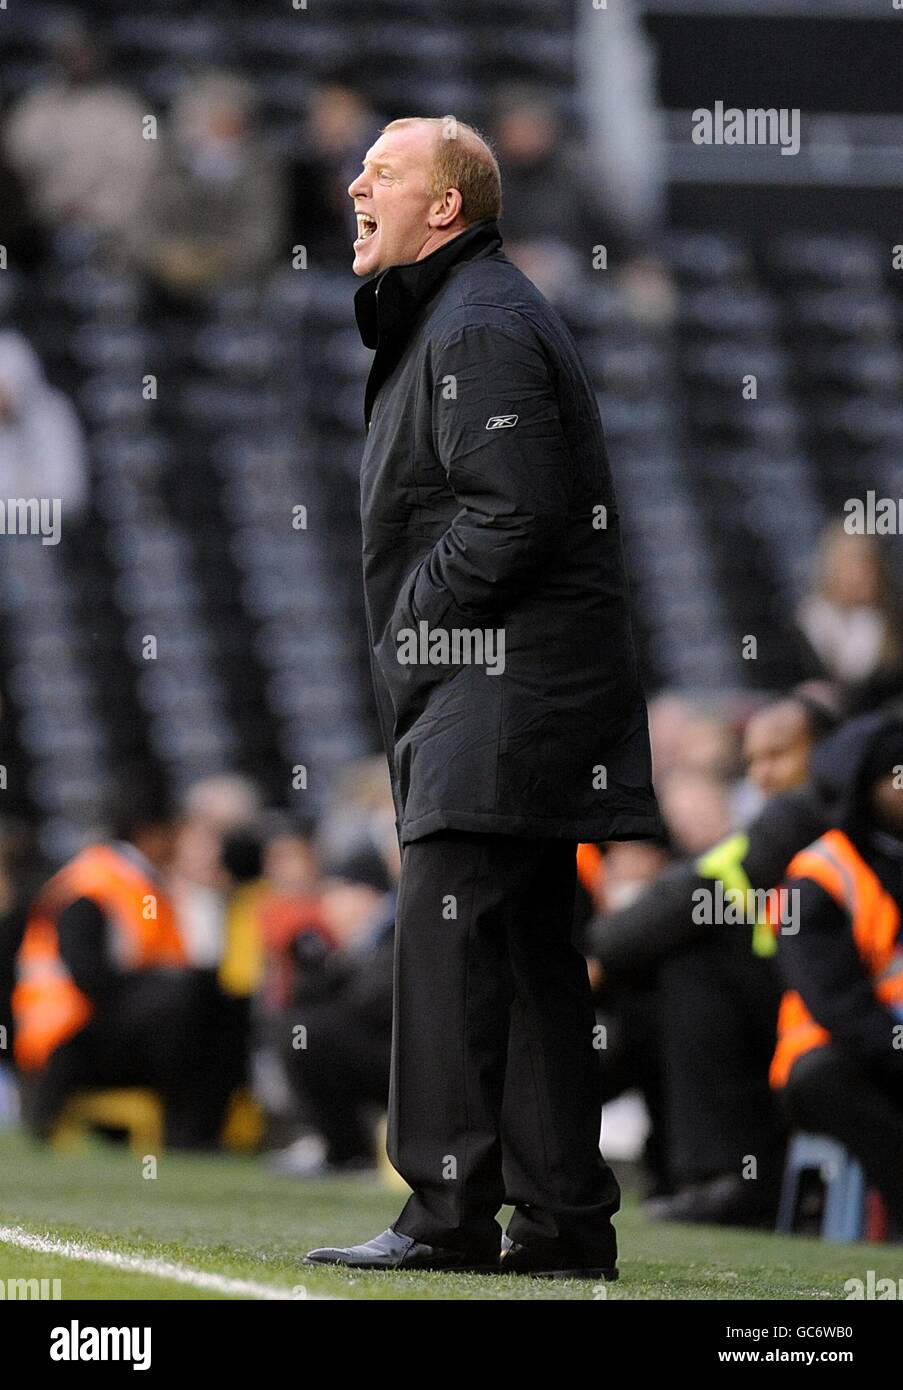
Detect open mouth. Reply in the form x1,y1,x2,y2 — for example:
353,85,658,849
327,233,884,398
355,212,378,242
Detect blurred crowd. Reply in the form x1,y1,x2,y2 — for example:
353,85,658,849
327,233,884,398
0,21,669,306
0,757,400,1161
0,21,675,775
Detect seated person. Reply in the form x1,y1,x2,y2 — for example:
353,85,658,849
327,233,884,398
13,786,242,1149
591,691,838,1223
272,843,395,1176
771,715,903,1228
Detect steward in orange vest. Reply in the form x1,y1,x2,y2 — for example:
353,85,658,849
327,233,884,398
13,788,249,1151
769,828,903,1088
13,842,185,1073
9,783,215,1142
769,715,903,1227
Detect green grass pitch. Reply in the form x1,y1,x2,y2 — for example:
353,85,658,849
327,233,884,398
0,1130,896,1300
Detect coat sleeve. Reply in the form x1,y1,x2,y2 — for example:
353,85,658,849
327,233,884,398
407,316,573,628
589,860,711,980
588,790,822,979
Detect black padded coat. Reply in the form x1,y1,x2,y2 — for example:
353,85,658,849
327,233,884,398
354,218,661,845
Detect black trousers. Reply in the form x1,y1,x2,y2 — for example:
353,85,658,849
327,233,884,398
781,1045,903,1226
388,831,620,1259
285,1000,391,1164
658,928,787,1197
596,977,672,1197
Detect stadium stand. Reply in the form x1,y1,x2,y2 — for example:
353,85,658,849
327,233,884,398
0,0,901,867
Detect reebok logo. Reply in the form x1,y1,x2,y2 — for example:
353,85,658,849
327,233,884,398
485,415,518,430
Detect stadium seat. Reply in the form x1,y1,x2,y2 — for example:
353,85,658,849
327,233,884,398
764,232,885,289
52,1089,165,1157
220,1090,265,1154
664,231,751,285
776,1132,867,1243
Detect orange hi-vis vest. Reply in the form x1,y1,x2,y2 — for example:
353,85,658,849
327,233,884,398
769,829,903,1089
12,844,186,1072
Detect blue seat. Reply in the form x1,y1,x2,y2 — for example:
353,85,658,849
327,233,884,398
776,1133,866,1243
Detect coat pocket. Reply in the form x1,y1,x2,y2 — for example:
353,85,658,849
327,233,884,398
374,561,474,734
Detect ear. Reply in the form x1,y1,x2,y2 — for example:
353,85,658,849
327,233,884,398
428,187,463,230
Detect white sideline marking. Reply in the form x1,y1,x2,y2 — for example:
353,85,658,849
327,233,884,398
0,1224,336,1300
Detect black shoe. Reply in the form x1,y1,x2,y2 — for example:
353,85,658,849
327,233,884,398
304,1227,499,1273
499,1233,619,1280
644,1174,778,1229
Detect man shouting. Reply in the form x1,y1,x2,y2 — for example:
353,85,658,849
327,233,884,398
306,117,661,1278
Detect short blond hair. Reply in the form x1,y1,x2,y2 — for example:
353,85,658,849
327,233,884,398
382,116,502,225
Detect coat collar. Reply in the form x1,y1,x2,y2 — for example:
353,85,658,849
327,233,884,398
354,219,503,429
354,219,503,352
